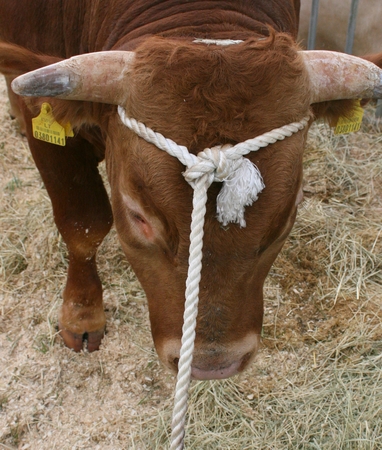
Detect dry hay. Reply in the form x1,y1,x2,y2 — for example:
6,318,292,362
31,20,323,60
0,73,381,449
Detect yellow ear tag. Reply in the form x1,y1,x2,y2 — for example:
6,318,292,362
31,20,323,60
64,121,74,138
32,102,73,146
333,100,364,135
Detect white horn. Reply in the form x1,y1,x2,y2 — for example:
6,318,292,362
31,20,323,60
11,51,135,105
301,50,382,103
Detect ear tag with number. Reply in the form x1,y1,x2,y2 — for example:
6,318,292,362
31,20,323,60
333,100,364,135
32,103,73,146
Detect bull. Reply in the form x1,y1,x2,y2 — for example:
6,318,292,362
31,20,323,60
1,0,381,380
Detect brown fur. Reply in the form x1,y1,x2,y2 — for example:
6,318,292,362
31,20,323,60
127,32,310,152
0,0,301,55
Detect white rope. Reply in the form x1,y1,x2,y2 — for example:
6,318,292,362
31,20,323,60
118,106,309,449
118,107,309,226
193,38,244,46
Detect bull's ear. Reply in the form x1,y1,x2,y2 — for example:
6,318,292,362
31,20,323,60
310,98,358,124
301,51,382,103
11,51,135,105
361,52,382,69
0,42,61,76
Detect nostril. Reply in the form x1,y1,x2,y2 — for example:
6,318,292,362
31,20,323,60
241,352,252,368
172,357,179,370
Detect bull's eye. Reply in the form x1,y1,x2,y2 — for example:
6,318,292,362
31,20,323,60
131,211,146,224
126,207,155,241
121,192,167,245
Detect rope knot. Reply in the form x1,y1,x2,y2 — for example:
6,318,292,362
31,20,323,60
183,145,233,185
183,144,264,227
117,106,310,228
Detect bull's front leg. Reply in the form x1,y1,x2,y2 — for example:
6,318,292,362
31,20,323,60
60,254,106,352
21,102,113,352
4,75,27,134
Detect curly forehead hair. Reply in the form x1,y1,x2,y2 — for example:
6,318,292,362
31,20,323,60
126,31,310,152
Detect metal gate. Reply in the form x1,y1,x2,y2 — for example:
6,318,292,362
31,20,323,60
306,0,360,54
305,0,381,116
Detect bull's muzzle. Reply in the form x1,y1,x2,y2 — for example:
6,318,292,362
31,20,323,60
159,332,260,380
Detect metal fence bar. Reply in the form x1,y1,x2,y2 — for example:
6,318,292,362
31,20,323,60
305,0,381,117
307,0,320,50
345,0,360,54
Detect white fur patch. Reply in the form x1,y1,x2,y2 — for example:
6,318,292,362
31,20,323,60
193,38,244,46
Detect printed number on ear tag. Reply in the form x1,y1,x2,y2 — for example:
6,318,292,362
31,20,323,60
32,102,74,146
333,100,364,135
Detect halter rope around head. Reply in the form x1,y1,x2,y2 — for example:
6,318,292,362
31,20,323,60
118,105,309,449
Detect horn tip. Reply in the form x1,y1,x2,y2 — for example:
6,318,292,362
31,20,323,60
12,67,73,97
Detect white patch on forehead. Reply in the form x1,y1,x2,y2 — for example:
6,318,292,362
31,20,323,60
193,38,244,46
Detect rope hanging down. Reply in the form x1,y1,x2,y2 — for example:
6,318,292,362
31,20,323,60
118,106,310,449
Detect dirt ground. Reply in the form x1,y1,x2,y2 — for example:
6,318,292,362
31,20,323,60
0,74,381,449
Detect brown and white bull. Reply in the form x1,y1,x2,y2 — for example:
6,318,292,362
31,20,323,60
1,0,382,380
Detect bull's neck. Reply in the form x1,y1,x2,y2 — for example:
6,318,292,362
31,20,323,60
82,0,300,52
1,1,299,58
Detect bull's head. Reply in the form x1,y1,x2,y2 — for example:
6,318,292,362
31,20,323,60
12,35,382,379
